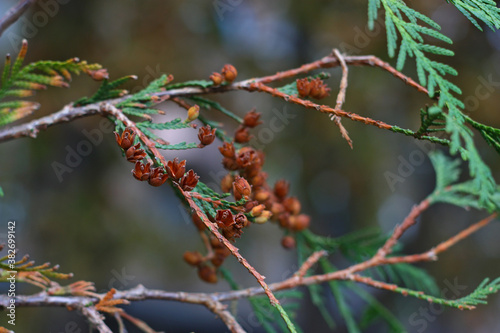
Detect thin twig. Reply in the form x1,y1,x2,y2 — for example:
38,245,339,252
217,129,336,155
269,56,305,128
295,250,327,278
247,81,393,130
375,199,431,259
0,0,38,38
0,52,429,144
330,49,353,148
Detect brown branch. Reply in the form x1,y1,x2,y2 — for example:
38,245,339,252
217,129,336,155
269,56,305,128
246,81,393,130
1,211,496,331
0,51,429,144
375,199,431,259
295,250,327,278
330,49,353,148
180,186,279,307
0,0,38,38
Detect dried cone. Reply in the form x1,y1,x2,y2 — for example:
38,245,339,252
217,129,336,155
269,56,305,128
148,167,169,187
126,143,146,162
234,126,252,143
180,169,199,191
274,180,289,199
218,142,236,158
183,251,203,266
296,78,311,98
288,214,310,231
198,265,218,283
132,162,151,181
198,125,216,146
166,158,186,180
115,127,135,150
243,109,262,128
281,236,296,249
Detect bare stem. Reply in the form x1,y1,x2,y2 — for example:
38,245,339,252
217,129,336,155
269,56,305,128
0,0,38,38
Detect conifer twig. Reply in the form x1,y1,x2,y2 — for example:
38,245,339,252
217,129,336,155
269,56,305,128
330,48,353,148
0,52,429,144
0,0,38,38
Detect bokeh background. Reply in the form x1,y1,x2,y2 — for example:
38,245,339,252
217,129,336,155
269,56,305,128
0,0,499,332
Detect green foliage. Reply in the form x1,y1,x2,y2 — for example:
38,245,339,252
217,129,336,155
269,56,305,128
73,75,136,106
428,151,500,211
0,249,73,284
368,0,459,102
138,118,191,130
165,79,214,89
368,0,500,211
0,40,102,126
392,277,500,310
296,231,414,333
221,268,302,333
189,96,243,123
446,0,500,31
155,142,199,150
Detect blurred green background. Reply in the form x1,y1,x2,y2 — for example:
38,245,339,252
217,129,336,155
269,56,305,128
0,0,499,332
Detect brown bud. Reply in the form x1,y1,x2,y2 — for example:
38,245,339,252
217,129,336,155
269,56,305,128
218,142,236,158
278,213,290,228
270,202,285,216
183,251,203,266
250,204,266,217
233,176,251,201
282,197,301,215
148,167,169,187
221,174,234,193
254,210,272,224
187,105,200,122
126,143,146,162
254,190,271,202
198,125,216,146
132,162,151,181
288,214,310,231
198,265,218,283
180,169,199,191
166,158,186,180
274,180,289,199
281,236,296,249
115,127,135,150
243,109,262,128
234,126,252,143
221,64,237,82
250,172,267,187
210,72,224,85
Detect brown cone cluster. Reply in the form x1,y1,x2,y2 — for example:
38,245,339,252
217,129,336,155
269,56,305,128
115,127,199,191
217,110,311,236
